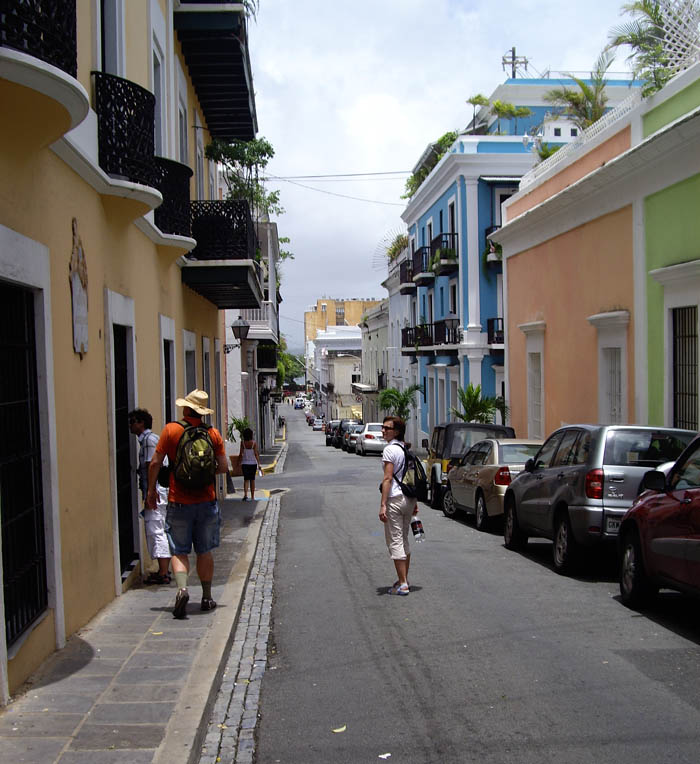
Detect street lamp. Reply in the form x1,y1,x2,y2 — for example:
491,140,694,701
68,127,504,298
224,315,250,353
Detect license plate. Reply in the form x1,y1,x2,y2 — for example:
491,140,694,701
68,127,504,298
606,517,621,534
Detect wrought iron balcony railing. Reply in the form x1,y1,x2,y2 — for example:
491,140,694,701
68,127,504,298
1,0,77,77
487,317,504,345
92,71,157,188
412,246,431,275
188,199,256,260
154,157,192,237
399,260,413,284
430,232,458,260
401,324,434,349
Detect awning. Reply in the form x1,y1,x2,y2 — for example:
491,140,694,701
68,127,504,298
352,382,378,394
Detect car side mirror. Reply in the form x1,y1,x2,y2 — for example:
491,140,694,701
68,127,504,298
422,438,429,449
641,469,667,493
524,458,535,473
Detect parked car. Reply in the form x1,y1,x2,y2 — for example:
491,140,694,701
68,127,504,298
333,419,360,448
342,423,364,452
294,397,305,409
443,439,542,529
503,425,696,574
325,420,341,446
306,410,316,425
355,423,387,455
618,435,700,606
312,418,325,432
424,422,516,509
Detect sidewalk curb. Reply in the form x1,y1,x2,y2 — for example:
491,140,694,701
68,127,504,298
152,500,270,764
262,441,288,474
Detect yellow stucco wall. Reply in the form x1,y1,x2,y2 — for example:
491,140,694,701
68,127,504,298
507,207,635,437
304,299,381,342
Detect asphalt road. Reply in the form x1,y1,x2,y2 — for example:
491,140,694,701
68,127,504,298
256,410,700,763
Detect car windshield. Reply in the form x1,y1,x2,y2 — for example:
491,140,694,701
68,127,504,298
450,428,505,458
500,444,541,465
367,424,383,432
604,429,694,467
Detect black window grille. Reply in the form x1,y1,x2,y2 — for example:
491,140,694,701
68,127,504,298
673,306,698,430
1,281,47,647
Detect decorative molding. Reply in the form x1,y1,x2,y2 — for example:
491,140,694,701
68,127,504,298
518,320,546,335
586,310,630,329
650,259,700,286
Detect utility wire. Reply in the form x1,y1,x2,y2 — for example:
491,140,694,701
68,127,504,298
269,177,405,207
269,170,410,179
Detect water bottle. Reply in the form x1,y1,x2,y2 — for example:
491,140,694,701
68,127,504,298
411,516,425,543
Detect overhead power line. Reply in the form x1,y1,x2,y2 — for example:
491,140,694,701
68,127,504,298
269,170,410,179
268,177,406,207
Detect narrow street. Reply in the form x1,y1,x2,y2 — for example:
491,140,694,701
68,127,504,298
248,410,700,763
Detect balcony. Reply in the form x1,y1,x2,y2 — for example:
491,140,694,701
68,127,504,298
433,319,461,348
0,0,88,145
181,199,263,309
240,300,279,344
92,71,158,188
487,317,504,345
257,342,278,374
174,2,257,141
430,233,459,276
484,226,502,265
154,157,193,238
401,325,434,356
399,260,416,295
411,246,434,287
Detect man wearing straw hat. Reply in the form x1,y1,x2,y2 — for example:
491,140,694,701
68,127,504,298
146,389,228,619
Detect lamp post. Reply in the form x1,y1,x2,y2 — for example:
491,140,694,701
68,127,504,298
224,316,250,353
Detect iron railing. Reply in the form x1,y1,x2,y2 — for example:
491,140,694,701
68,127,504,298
487,317,504,345
154,157,192,237
412,246,431,275
401,324,434,349
399,260,413,284
92,71,157,188
257,343,277,370
430,232,458,260
1,0,77,77
434,319,461,345
188,199,256,260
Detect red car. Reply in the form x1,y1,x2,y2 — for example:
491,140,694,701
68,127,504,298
618,435,700,607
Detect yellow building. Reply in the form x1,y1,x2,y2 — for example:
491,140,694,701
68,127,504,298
304,297,381,343
0,0,262,700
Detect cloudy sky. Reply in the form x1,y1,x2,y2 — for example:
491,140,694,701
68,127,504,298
248,0,633,352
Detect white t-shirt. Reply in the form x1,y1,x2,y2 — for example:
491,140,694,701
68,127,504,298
382,440,407,499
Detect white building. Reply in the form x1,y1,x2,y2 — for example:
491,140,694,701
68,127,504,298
312,326,362,419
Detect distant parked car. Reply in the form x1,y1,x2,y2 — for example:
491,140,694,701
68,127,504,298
343,423,364,452
424,422,516,509
312,418,324,431
618,435,700,607
333,419,360,448
443,439,542,530
294,397,305,409
503,425,696,574
325,420,341,446
355,423,387,455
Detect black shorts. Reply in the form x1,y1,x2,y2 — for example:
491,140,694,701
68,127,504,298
242,464,257,480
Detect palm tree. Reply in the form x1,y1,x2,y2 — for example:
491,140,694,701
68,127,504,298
606,0,673,96
490,100,515,134
466,93,489,132
512,106,533,134
378,384,421,421
451,384,498,423
543,50,614,130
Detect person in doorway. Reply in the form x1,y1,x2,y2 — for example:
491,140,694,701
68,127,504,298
239,427,262,501
146,390,229,619
379,416,418,596
129,408,171,585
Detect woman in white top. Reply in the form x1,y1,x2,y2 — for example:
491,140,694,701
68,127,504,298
379,416,418,596
239,427,262,501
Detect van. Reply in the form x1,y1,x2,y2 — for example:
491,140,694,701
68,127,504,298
423,422,516,509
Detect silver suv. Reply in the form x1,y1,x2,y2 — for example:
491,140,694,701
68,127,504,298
503,425,695,574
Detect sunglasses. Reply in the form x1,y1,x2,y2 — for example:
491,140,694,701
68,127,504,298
381,425,394,431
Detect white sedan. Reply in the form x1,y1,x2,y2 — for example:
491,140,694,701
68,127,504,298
355,423,387,455
312,418,324,431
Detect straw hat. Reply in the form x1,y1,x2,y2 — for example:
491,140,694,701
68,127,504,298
176,389,214,416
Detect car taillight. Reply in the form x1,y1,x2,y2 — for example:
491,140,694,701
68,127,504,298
494,466,511,486
365,433,375,439
585,468,604,499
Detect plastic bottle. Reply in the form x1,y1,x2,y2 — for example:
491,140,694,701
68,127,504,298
411,516,425,543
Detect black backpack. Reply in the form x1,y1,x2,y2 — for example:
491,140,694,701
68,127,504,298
379,444,429,502
173,420,217,488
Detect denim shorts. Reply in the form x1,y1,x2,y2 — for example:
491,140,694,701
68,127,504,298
165,500,221,555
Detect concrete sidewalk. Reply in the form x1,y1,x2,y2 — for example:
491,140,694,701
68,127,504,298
0,440,286,764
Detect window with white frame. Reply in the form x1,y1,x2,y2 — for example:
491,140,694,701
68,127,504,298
448,201,456,234
449,282,457,315
152,45,165,156
178,103,188,165
587,310,629,425
100,0,125,76
184,330,197,392
202,337,211,401
195,113,205,199
520,321,545,438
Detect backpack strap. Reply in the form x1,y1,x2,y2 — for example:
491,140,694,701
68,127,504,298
391,443,408,486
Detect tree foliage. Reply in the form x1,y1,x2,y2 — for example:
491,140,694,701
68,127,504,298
276,334,304,388
386,233,409,261
402,131,458,199
466,93,490,131
543,50,614,130
378,384,421,421
450,384,498,423
205,137,284,219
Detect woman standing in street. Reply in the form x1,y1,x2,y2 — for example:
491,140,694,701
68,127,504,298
239,427,262,501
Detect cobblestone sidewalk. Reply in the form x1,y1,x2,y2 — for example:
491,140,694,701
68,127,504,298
198,494,279,764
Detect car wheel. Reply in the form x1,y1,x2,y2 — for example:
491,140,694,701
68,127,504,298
619,528,656,607
442,486,459,518
430,475,442,510
504,500,527,551
553,512,579,575
475,493,488,531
